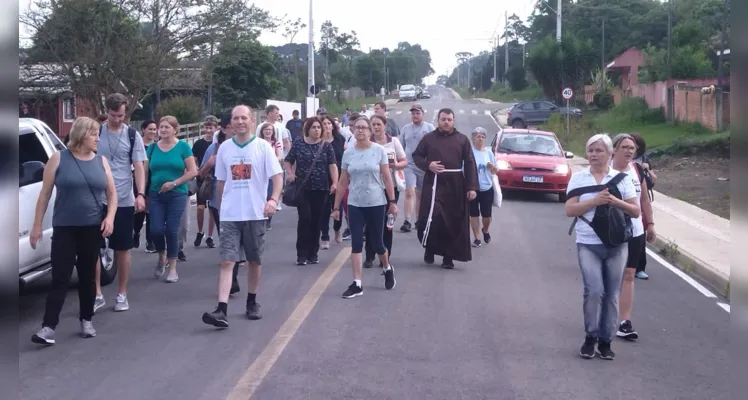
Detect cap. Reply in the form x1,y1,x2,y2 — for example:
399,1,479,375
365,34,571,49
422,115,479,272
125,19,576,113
316,107,327,115
410,104,424,112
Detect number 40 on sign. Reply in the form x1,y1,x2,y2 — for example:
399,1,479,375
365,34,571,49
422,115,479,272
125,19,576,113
562,87,573,100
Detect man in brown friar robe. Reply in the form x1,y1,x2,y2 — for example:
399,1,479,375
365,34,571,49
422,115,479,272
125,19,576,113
412,108,478,269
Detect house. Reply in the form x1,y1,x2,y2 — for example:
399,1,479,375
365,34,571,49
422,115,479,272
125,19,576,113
605,47,644,90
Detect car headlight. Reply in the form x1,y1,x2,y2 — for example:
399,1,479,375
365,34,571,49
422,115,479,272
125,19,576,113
554,164,569,174
496,160,512,170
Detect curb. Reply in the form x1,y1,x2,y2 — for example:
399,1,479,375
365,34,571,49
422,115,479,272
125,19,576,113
648,235,730,298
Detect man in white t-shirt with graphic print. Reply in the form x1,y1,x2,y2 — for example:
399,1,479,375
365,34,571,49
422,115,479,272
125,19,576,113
202,105,283,328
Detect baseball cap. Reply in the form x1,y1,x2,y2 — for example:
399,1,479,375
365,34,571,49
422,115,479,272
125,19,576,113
316,107,327,115
410,104,424,112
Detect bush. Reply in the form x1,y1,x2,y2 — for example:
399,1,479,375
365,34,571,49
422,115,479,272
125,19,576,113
593,91,614,110
155,95,204,126
601,97,666,125
506,66,528,91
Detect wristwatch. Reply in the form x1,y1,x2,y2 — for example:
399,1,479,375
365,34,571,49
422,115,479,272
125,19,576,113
172,181,178,188
388,199,397,204
137,193,145,198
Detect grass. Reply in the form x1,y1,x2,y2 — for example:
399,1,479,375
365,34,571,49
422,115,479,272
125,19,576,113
539,97,719,157
317,94,394,116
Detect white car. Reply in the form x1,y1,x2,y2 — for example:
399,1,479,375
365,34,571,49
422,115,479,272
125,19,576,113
398,84,418,102
18,118,117,287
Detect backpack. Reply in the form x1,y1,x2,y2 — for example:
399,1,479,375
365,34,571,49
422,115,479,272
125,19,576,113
100,125,137,162
567,172,633,248
632,162,651,228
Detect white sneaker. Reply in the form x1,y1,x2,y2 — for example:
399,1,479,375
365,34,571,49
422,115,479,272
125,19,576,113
114,294,129,312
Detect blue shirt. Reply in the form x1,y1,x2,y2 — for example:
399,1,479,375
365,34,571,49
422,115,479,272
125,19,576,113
201,142,218,204
472,146,496,192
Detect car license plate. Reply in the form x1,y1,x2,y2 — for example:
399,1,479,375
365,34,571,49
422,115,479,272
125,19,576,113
523,175,543,183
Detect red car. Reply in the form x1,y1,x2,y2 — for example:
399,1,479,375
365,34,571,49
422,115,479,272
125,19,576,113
490,128,574,202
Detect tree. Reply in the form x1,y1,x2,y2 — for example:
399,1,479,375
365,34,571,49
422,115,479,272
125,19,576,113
507,65,528,91
211,37,281,109
526,35,597,103
502,13,530,43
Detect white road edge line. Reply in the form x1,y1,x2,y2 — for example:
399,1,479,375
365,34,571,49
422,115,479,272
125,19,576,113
717,302,730,313
645,248,717,298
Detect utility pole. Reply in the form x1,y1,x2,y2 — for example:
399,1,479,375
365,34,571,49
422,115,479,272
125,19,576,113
667,0,672,80
504,10,509,88
601,18,606,90
557,0,562,43
522,43,526,67
307,0,315,98
716,0,728,130
493,36,497,84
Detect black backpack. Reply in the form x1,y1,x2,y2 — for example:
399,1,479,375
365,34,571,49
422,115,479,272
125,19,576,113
567,172,633,248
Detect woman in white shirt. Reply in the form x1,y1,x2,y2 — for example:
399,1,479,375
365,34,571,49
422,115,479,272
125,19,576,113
364,115,407,268
610,133,656,342
468,127,497,248
564,133,640,361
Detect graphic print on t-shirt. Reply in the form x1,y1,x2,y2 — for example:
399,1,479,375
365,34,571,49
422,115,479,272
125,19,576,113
229,156,252,188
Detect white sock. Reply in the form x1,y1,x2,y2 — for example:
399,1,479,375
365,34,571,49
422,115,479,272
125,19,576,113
383,264,392,271
354,279,362,287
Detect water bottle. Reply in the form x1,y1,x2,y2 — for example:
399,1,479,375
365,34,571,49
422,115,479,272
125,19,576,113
386,213,395,230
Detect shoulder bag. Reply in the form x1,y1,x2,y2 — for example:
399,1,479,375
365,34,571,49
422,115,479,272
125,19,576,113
282,141,328,207
69,151,112,264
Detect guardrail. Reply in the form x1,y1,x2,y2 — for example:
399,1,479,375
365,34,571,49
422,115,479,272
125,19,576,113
177,122,203,146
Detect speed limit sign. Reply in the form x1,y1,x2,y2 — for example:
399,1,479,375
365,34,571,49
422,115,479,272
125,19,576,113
562,87,574,100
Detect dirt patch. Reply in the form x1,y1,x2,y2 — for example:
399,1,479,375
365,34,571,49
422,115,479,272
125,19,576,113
650,152,730,219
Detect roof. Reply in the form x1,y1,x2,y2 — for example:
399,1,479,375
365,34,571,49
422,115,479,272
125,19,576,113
605,47,643,70
499,128,557,137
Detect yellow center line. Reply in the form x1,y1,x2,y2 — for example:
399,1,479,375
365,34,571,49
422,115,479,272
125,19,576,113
226,247,351,400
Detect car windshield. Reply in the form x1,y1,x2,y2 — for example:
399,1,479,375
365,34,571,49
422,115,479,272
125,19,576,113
497,133,562,157
400,85,415,91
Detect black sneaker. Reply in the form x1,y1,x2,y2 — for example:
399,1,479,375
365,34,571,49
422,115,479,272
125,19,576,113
483,231,491,244
364,259,374,268
597,340,615,360
230,278,240,295
245,302,262,320
133,233,140,249
580,336,596,359
616,320,639,340
145,241,156,253
205,237,215,248
296,257,307,265
194,232,204,247
202,308,229,328
342,229,351,240
400,220,412,232
307,256,319,264
442,257,455,269
342,282,363,298
178,251,187,262
472,239,482,247
382,265,396,290
424,251,435,264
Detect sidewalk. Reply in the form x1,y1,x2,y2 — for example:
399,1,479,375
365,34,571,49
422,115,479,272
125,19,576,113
569,157,730,297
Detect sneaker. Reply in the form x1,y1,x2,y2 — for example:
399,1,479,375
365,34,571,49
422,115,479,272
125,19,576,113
320,241,330,250
424,251,435,265
206,237,215,248
383,265,396,290
364,259,374,269
230,278,240,295
472,239,482,247
133,233,141,249
597,340,616,360
342,229,351,240
194,232,204,247
307,256,319,264
579,336,596,359
616,320,639,340
342,282,363,298
31,326,55,345
154,261,167,278
483,231,491,244
93,296,106,313
178,251,187,262
202,308,229,328
165,271,179,283
442,257,455,269
145,241,157,253
80,320,96,338
245,302,262,320
296,257,307,266
636,271,649,280
400,221,412,232
114,294,130,312
335,230,343,243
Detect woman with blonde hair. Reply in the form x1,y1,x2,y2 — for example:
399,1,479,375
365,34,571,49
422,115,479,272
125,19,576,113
145,115,198,283
29,116,117,345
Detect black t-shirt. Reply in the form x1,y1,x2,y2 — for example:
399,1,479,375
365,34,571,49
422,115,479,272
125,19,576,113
284,136,336,191
286,119,304,141
192,138,212,166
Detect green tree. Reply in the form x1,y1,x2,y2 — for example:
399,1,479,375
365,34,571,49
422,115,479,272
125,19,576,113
211,37,281,108
506,65,528,91
155,95,204,124
526,35,597,103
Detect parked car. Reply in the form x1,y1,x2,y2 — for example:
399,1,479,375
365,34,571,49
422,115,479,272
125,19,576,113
18,118,117,288
505,100,583,128
398,84,418,102
490,127,574,202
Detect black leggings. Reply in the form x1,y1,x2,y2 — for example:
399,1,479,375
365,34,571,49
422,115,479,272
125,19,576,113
320,192,343,241
42,225,100,329
348,204,386,255
366,189,399,260
296,190,328,259
133,211,151,243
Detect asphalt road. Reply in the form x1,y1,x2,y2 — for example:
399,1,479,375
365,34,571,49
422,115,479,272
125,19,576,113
19,88,729,400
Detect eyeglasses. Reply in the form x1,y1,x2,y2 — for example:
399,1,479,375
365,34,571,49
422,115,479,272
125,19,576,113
354,126,369,131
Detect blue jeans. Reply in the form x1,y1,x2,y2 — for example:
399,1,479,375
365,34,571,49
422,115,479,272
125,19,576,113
149,190,188,259
577,243,627,342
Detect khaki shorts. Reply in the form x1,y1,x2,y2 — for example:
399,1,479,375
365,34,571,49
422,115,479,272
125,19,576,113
219,220,266,264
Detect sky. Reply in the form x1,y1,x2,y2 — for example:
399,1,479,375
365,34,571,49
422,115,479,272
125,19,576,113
18,0,537,84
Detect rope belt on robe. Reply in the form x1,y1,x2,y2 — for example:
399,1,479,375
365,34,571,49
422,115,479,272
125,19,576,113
421,169,464,247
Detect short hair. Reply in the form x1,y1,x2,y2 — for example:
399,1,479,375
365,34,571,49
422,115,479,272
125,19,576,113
586,133,613,153
159,115,179,131
265,104,279,114
96,114,108,123
292,110,299,115
204,115,219,125
612,133,636,149
370,115,387,126
437,108,455,118
303,117,322,137
67,117,100,150
140,120,156,130
374,101,386,110
104,93,128,112
471,127,488,139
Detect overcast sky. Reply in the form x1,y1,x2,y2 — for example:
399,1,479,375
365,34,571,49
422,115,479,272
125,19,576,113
19,0,537,84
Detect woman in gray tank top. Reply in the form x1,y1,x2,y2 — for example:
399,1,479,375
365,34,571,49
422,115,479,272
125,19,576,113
29,116,117,346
